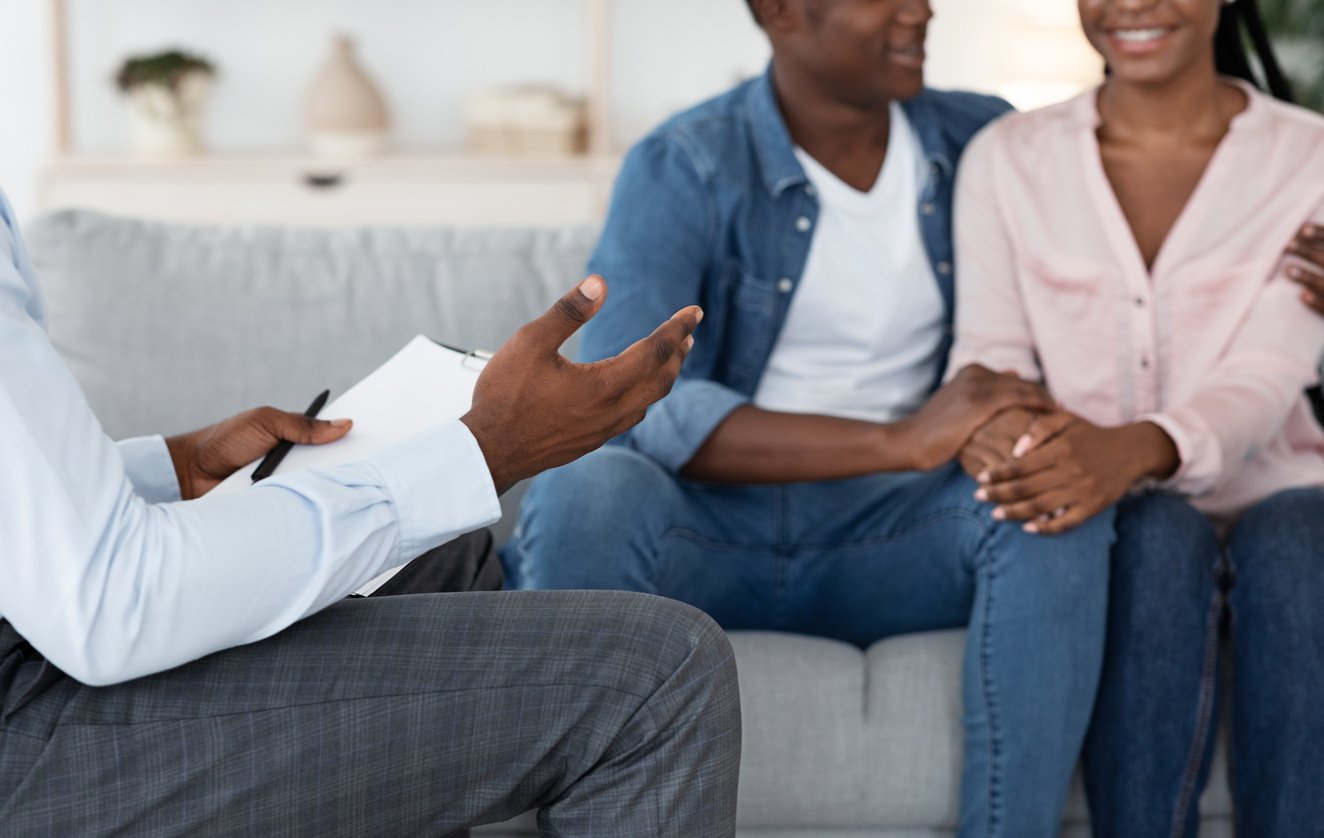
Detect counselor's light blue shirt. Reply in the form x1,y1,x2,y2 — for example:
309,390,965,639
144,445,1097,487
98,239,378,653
0,191,500,687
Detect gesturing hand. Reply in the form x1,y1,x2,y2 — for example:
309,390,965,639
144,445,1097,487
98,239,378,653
166,409,352,500
460,275,701,494
897,364,1053,470
974,412,1179,535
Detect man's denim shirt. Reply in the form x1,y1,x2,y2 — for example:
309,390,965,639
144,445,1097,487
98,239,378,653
583,69,1012,473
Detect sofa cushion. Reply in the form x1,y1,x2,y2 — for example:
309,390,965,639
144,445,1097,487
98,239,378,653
26,210,599,441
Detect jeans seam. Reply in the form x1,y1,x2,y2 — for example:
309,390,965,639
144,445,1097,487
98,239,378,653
774,486,789,630
1169,583,1225,838
979,561,1003,837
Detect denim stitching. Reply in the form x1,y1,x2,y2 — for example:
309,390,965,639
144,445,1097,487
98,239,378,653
774,485,789,631
969,524,1004,838
805,507,992,553
1169,582,1225,838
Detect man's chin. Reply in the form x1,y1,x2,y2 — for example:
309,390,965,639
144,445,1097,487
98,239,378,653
883,76,926,104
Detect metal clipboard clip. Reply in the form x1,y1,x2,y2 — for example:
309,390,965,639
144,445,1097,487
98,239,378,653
460,348,493,371
432,339,493,371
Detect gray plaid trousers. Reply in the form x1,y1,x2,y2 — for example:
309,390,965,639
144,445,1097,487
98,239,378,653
0,590,740,837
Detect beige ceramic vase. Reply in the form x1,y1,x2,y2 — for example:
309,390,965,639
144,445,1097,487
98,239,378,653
306,35,390,160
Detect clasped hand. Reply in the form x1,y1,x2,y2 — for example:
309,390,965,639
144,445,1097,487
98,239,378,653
960,408,1177,535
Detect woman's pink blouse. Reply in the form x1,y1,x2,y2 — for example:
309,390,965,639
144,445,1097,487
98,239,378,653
950,82,1324,517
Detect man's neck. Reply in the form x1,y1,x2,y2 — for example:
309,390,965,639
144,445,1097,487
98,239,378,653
771,60,894,193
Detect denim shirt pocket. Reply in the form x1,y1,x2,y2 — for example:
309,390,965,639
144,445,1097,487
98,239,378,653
722,260,779,387
725,260,773,315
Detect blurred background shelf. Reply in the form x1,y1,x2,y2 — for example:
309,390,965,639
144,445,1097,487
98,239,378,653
37,0,769,225
40,152,622,227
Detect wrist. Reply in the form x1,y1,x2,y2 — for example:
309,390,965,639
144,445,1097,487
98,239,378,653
459,412,517,495
879,417,931,472
163,434,199,500
1120,422,1180,482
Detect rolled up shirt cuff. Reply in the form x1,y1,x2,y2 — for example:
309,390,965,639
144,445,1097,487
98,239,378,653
367,418,502,564
626,379,750,472
1137,411,1222,498
117,435,182,504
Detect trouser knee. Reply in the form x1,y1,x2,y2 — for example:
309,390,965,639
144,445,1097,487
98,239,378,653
1227,488,1324,620
1114,493,1219,596
596,592,738,709
507,446,681,589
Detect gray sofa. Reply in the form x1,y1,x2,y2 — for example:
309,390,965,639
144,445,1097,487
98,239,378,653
25,209,1235,837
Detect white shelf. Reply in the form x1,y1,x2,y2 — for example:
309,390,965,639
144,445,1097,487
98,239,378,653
40,152,623,227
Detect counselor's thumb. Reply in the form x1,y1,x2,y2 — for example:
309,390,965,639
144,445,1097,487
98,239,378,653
528,275,608,350
281,414,353,446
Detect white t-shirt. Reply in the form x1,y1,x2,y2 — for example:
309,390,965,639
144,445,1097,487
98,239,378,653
753,103,945,425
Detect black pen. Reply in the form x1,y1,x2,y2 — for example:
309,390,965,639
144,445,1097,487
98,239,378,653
251,389,330,483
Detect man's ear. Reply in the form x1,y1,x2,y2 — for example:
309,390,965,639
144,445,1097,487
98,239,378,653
752,0,795,33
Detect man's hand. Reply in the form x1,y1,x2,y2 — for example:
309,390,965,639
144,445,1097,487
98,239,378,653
958,407,1038,479
974,412,1179,535
165,410,352,500
895,364,1052,470
1287,222,1324,316
460,275,701,494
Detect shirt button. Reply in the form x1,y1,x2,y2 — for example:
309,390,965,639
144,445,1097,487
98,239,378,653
921,202,935,216
795,216,812,233
1140,358,1151,370
937,261,953,276
804,184,816,197
777,277,794,294
1134,296,1145,307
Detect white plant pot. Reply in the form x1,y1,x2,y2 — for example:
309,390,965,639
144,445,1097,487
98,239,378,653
126,73,211,158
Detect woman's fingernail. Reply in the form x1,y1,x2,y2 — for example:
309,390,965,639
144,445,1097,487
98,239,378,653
977,470,991,484
694,308,704,324
1305,224,1317,238
992,507,1006,521
579,276,604,301
1012,435,1032,458
1024,522,1039,534
329,418,351,428
974,488,989,502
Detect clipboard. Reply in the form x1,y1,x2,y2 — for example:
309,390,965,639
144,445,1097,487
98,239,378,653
208,335,491,594
213,335,490,497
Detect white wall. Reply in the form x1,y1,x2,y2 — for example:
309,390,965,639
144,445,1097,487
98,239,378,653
1,0,1093,218
0,0,55,221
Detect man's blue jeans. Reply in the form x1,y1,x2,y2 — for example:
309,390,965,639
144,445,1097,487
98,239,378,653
504,447,1117,838
1083,488,1324,838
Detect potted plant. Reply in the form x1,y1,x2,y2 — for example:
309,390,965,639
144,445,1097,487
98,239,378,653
115,49,216,157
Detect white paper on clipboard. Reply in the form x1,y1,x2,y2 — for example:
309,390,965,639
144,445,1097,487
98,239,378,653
209,335,488,595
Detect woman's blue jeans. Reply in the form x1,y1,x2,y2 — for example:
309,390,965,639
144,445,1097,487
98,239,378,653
504,446,1118,838
1083,488,1324,838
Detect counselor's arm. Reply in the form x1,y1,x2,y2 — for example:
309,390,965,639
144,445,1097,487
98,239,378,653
0,197,499,688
